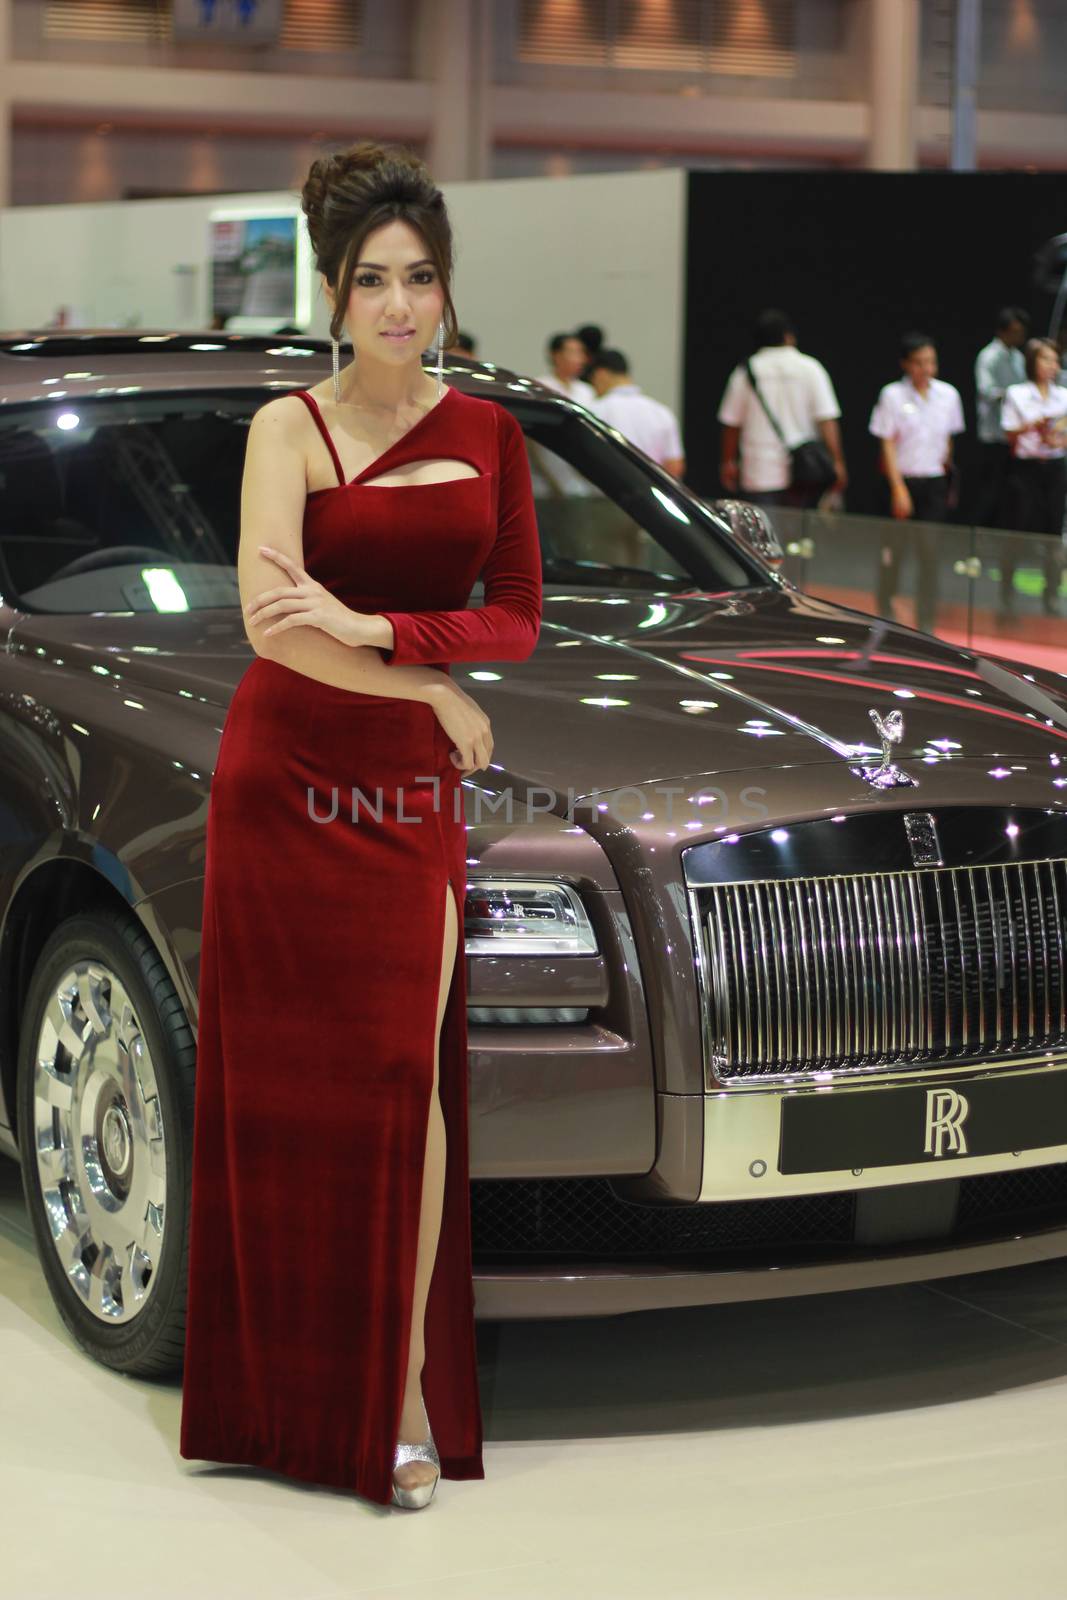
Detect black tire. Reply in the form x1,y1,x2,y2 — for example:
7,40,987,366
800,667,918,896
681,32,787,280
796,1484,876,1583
17,906,196,1377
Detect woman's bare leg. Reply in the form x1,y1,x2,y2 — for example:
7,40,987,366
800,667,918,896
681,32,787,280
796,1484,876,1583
394,879,459,1492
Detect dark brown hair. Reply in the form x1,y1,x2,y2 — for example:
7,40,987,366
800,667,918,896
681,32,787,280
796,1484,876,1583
1024,336,1059,381
300,140,459,348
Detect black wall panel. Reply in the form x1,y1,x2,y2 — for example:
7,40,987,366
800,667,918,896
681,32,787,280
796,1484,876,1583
683,170,1067,517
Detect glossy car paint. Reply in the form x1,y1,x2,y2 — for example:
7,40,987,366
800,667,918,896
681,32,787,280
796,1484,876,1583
0,336,1065,1316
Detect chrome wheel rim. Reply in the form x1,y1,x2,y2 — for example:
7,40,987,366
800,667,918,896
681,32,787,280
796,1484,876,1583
32,960,166,1324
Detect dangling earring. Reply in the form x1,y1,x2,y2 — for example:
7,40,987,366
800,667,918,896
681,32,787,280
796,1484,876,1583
435,320,445,400
332,333,341,405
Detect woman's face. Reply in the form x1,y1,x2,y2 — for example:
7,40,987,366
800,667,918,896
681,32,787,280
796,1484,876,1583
331,217,446,367
1034,344,1060,385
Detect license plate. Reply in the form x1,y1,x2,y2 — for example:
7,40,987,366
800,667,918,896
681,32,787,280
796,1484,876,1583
778,1069,1067,1175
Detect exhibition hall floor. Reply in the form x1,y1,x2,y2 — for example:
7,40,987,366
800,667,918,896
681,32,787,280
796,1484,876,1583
2,1156,1065,1599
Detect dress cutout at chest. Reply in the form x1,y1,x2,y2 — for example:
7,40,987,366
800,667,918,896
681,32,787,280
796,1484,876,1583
297,387,496,665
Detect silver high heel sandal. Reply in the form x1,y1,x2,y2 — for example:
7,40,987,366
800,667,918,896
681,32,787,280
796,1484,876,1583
390,1395,440,1510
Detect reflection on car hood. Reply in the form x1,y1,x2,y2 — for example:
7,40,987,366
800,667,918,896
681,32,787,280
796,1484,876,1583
13,587,1067,795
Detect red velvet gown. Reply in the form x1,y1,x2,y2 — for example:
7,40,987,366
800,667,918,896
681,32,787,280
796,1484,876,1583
178,384,542,1505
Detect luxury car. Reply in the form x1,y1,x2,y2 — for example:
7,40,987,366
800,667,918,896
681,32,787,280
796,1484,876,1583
1,331,1066,1378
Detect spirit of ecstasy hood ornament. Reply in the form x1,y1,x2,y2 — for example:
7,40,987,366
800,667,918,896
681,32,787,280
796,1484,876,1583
849,707,919,789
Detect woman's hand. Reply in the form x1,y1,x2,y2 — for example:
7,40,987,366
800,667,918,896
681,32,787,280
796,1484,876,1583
425,678,494,775
245,546,377,647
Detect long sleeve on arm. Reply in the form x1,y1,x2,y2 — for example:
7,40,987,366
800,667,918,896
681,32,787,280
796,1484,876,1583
378,403,543,666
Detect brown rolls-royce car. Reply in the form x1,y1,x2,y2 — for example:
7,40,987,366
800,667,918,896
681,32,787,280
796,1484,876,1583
1,331,1066,1377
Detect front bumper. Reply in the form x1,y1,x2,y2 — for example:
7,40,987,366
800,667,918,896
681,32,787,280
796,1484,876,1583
472,1212,1067,1318
470,1058,1067,1319
699,1054,1067,1201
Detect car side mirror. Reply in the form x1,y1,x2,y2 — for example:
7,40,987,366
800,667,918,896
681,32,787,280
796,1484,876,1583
708,498,785,568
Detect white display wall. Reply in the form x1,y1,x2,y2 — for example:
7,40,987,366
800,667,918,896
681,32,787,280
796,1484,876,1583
0,167,686,416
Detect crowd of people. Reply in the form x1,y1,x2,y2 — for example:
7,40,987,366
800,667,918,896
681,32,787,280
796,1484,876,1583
714,304,1067,624
447,307,1067,623
447,322,686,478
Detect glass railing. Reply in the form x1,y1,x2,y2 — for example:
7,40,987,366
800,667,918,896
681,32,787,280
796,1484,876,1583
770,509,1066,674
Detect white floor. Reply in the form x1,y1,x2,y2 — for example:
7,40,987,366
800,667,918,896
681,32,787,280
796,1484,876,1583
3,1154,1066,1600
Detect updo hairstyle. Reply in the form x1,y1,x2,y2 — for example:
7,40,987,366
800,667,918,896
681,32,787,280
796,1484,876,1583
300,140,459,349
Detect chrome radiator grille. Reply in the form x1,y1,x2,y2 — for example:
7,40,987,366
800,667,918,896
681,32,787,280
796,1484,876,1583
693,860,1067,1080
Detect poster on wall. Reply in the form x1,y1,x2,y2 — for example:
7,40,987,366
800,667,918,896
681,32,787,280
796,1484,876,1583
209,211,300,331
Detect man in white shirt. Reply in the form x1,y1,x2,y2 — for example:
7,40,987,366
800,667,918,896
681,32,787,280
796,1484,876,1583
528,332,599,506
974,306,1028,530
536,333,596,408
868,332,966,634
717,309,846,510
587,349,686,477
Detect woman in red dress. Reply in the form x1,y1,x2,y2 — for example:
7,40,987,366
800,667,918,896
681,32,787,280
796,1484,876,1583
178,142,542,1510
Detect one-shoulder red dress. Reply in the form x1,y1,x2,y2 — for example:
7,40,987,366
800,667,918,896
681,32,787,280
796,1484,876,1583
178,383,542,1506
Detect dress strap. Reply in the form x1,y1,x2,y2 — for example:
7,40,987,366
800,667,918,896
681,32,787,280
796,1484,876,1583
293,390,346,487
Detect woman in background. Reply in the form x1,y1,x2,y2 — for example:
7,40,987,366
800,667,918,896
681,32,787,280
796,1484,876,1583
1000,336,1067,616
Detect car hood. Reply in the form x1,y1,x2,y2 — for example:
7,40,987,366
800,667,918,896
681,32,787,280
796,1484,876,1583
13,586,1067,795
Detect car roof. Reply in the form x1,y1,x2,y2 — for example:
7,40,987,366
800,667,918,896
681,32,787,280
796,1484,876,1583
0,330,561,408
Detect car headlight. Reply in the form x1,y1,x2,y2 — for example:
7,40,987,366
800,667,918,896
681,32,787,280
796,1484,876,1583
464,880,598,956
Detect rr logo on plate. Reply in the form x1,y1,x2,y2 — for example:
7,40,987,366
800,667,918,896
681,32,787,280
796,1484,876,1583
924,1088,971,1157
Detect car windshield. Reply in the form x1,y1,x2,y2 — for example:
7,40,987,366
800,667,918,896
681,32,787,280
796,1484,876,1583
509,395,762,594
0,388,765,614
